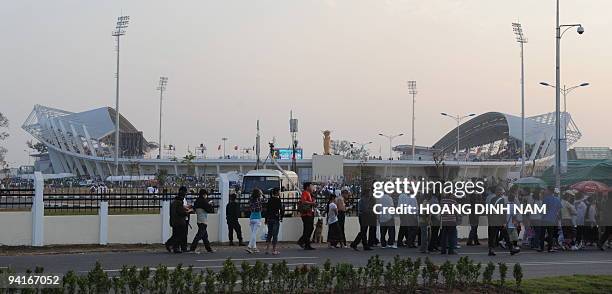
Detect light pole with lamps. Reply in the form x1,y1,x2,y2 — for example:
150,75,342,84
440,113,476,160
553,0,584,192
539,81,588,159
378,133,403,160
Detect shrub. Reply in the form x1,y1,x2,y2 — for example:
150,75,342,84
364,255,384,291
3,256,524,293
513,263,523,288
455,256,482,287
422,257,439,287
440,260,457,288
482,261,495,285
218,258,238,293
498,262,508,287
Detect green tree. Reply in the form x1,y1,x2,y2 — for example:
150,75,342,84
181,152,196,175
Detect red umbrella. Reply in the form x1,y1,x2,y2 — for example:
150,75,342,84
570,180,609,194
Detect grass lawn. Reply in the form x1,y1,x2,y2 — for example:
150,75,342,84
511,275,612,294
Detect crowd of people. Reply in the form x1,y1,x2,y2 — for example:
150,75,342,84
161,181,612,257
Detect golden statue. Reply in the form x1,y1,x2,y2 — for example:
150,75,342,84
322,130,332,155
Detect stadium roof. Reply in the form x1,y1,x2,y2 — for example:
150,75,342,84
432,111,581,154
23,105,143,141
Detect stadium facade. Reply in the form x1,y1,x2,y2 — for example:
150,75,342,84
23,105,580,181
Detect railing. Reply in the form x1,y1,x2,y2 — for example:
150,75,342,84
0,188,35,210
1,188,362,216
0,188,221,214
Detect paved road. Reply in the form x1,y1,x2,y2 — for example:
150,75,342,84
1,244,611,279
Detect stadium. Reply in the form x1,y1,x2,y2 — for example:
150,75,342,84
22,105,582,181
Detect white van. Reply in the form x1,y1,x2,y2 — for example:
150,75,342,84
241,169,300,216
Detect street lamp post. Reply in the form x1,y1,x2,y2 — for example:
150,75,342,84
554,0,584,192
378,133,403,160
539,82,589,140
157,77,168,159
440,113,476,160
512,22,528,177
407,81,417,160
112,15,130,175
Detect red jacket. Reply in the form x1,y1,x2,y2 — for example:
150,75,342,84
300,191,315,217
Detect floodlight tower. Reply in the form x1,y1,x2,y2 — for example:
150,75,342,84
512,22,527,177
112,15,130,174
157,77,168,159
407,81,417,160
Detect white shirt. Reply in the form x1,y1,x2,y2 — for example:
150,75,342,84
327,202,338,224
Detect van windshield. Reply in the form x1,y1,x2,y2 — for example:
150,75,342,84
242,176,280,194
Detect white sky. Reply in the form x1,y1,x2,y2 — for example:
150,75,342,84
2,0,611,166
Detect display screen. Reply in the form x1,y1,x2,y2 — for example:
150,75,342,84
273,148,303,160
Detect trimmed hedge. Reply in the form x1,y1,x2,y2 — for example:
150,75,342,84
0,255,523,293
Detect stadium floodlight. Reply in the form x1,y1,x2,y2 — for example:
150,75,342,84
379,133,403,160
407,81,417,160
512,22,528,177
157,77,168,159
440,113,477,160
112,15,130,175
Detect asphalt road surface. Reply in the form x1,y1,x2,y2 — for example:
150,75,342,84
1,244,611,279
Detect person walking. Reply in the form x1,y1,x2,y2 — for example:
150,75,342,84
397,192,418,248
351,192,373,251
190,189,215,253
439,193,458,255
597,191,612,251
298,182,316,250
264,187,284,255
467,192,481,246
540,186,562,252
506,192,521,255
226,193,244,246
428,194,441,252
418,194,431,253
574,191,587,249
326,194,342,248
560,190,578,250
165,187,192,253
487,186,507,256
336,190,349,247
379,193,397,249
246,188,263,253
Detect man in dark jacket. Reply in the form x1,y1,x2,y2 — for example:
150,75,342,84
190,188,215,253
350,192,374,251
226,193,244,246
166,186,191,253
